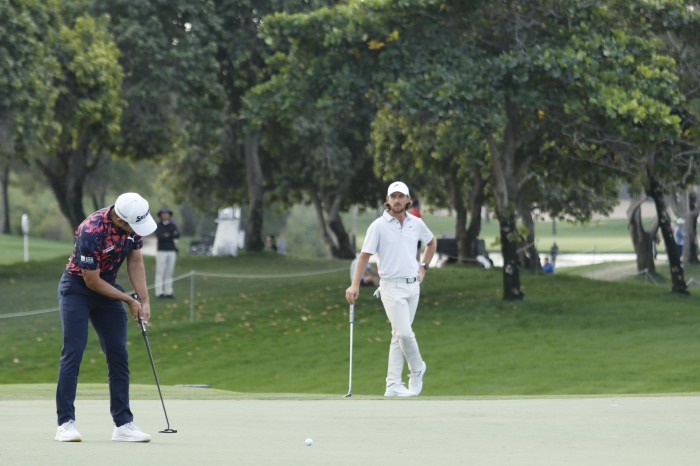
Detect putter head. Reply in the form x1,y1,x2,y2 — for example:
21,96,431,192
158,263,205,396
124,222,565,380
159,428,178,433
343,393,352,398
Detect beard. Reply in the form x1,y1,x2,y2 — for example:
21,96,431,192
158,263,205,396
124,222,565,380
389,203,407,215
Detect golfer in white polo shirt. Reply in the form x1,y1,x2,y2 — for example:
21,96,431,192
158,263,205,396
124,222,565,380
345,181,436,396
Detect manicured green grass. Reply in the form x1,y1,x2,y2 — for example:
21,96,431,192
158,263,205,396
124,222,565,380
0,234,73,265
2,253,699,397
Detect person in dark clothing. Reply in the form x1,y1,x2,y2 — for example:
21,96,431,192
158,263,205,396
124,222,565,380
55,192,156,443
155,207,180,298
550,242,559,265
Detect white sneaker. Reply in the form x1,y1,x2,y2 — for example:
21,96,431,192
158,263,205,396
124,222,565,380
409,361,427,396
384,383,415,397
55,420,82,442
112,422,152,442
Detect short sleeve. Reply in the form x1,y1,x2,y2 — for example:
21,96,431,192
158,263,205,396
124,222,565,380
74,229,100,270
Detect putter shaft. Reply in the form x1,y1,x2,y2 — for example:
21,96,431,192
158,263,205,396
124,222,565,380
346,303,354,397
131,293,177,433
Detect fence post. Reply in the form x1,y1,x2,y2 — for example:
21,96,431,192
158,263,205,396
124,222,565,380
190,270,195,322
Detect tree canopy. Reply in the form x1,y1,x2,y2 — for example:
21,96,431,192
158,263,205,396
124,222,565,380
2,0,700,299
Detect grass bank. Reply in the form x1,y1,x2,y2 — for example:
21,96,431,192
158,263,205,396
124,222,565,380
2,253,699,397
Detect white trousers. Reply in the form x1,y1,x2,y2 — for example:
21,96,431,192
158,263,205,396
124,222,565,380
155,251,177,296
379,279,424,386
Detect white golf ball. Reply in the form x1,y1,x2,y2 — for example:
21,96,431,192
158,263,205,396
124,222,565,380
305,438,313,446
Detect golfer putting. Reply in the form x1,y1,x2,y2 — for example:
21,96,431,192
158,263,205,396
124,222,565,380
345,181,436,397
55,193,157,442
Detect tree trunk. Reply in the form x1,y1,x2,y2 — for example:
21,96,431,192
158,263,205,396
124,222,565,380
311,192,355,259
485,100,532,300
647,176,689,294
518,200,540,272
690,215,699,265
36,149,88,229
448,168,469,263
327,208,355,259
688,191,699,264
499,214,525,300
465,175,486,259
0,111,12,234
0,165,9,234
627,201,655,274
244,131,265,252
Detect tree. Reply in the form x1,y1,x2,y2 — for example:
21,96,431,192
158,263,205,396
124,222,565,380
550,1,699,294
264,0,695,299
109,1,346,253
0,0,60,233
248,2,387,258
30,14,124,228
652,2,700,267
371,105,490,264
467,0,695,297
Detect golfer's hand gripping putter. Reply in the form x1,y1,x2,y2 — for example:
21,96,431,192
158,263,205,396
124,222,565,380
130,293,147,332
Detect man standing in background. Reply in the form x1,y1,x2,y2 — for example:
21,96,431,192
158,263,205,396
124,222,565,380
155,206,180,299
345,181,436,397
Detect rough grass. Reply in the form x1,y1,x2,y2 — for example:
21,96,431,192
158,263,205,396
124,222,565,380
2,253,700,397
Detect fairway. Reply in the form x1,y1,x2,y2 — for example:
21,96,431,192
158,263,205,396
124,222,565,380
4,387,700,466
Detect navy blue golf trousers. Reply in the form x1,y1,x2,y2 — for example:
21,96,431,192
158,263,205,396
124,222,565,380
56,273,133,426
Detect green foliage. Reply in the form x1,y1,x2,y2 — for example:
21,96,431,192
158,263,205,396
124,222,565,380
51,14,124,150
0,0,61,157
4,0,700,283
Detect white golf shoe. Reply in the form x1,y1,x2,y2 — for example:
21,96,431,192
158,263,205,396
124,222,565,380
384,383,415,397
112,422,152,442
55,420,82,442
408,361,427,396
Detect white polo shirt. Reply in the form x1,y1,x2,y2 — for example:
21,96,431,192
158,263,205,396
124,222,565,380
361,210,434,279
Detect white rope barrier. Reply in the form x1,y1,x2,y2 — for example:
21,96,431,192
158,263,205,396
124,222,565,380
0,307,60,319
191,267,347,279
1,266,348,320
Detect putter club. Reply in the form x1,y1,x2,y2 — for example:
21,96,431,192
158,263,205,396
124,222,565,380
131,294,177,433
344,303,354,398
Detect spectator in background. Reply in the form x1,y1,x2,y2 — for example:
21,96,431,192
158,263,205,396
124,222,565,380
409,198,422,218
550,242,559,266
350,255,380,287
277,234,287,254
155,207,180,299
409,198,423,260
652,230,661,259
542,257,554,274
674,218,685,258
266,235,278,252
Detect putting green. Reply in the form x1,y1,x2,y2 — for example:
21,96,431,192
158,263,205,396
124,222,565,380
3,384,699,465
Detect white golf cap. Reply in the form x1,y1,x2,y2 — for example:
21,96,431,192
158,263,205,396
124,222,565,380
387,181,409,196
677,218,686,225
114,192,157,236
